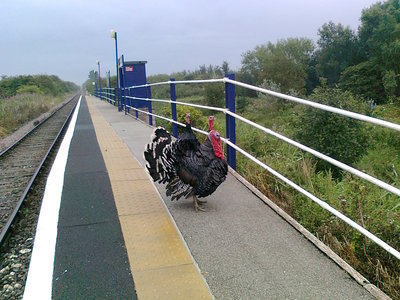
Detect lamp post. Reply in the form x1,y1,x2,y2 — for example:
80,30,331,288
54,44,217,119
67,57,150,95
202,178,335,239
106,70,110,88
110,29,120,110
96,60,101,91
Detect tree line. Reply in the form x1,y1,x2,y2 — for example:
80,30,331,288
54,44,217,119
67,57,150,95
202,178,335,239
0,75,78,99
241,0,400,104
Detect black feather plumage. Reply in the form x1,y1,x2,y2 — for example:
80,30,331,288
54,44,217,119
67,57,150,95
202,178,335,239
143,122,228,202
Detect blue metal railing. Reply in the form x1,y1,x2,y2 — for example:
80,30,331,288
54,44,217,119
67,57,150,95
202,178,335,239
94,75,400,260
95,87,120,107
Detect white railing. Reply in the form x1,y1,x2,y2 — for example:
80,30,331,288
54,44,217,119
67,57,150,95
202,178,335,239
107,77,400,260
125,78,400,132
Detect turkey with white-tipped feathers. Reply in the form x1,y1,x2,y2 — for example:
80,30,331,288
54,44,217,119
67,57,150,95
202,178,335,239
143,114,228,211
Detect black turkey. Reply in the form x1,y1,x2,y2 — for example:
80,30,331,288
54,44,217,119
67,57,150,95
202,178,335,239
143,114,228,211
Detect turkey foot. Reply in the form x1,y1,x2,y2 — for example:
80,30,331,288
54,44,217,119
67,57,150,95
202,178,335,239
193,196,206,212
198,199,207,204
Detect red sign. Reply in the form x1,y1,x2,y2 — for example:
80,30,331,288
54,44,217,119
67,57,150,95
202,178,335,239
125,66,133,72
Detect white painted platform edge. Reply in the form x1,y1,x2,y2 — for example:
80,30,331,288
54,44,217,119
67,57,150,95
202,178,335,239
23,96,82,300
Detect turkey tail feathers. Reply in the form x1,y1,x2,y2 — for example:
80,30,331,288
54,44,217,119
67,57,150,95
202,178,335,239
166,176,193,201
144,127,179,184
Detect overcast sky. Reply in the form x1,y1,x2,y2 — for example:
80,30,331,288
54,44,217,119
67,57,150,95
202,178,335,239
1,0,378,85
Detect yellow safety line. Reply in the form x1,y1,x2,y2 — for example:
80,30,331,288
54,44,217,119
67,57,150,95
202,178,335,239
86,97,213,300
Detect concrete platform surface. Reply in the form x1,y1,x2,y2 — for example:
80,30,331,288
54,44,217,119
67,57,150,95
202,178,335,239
88,96,379,300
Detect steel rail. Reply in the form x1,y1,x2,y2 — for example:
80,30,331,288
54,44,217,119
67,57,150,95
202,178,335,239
0,94,81,246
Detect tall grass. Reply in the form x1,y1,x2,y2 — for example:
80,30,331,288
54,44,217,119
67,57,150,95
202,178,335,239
0,93,73,138
234,99,400,298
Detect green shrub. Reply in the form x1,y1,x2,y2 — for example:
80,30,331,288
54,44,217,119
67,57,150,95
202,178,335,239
159,105,207,135
16,85,42,94
236,96,249,113
382,70,397,103
295,86,370,175
339,61,385,104
204,83,224,108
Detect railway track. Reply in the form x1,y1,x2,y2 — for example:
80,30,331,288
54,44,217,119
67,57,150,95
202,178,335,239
0,94,80,245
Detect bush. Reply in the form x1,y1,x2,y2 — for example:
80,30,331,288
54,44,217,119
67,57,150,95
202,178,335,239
204,83,224,108
295,86,370,175
159,105,208,135
382,70,397,102
16,85,42,94
236,96,249,113
339,61,385,104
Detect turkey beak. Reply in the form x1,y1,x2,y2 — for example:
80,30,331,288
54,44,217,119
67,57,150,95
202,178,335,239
208,116,214,131
185,113,191,124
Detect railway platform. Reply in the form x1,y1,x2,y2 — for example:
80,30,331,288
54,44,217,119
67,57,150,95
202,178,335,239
22,95,385,299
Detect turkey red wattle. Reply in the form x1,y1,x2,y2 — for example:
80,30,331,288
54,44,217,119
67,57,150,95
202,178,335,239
209,130,224,159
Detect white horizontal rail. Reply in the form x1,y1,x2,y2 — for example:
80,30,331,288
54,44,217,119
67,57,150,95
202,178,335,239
226,110,400,198
123,77,400,131
125,94,400,198
124,105,400,260
125,95,226,112
124,78,225,90
224,78,400,132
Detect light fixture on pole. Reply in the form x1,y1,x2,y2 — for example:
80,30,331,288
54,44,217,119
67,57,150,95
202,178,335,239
110,30,119,89
110,29,120,110
96,60,101,91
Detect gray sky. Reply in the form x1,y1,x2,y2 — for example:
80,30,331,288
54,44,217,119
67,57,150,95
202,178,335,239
1,0,378,85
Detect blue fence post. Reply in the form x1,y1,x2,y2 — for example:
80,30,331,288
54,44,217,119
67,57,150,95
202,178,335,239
117,87,121,111
123,88,127,114
118,87,124,111
170,78,178,138
147,85,153,126
225,73,236,170
127,87,131,115
123,89,126,111
135,88,139,118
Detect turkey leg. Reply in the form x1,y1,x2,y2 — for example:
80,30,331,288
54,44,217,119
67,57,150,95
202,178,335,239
193,195,206,212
